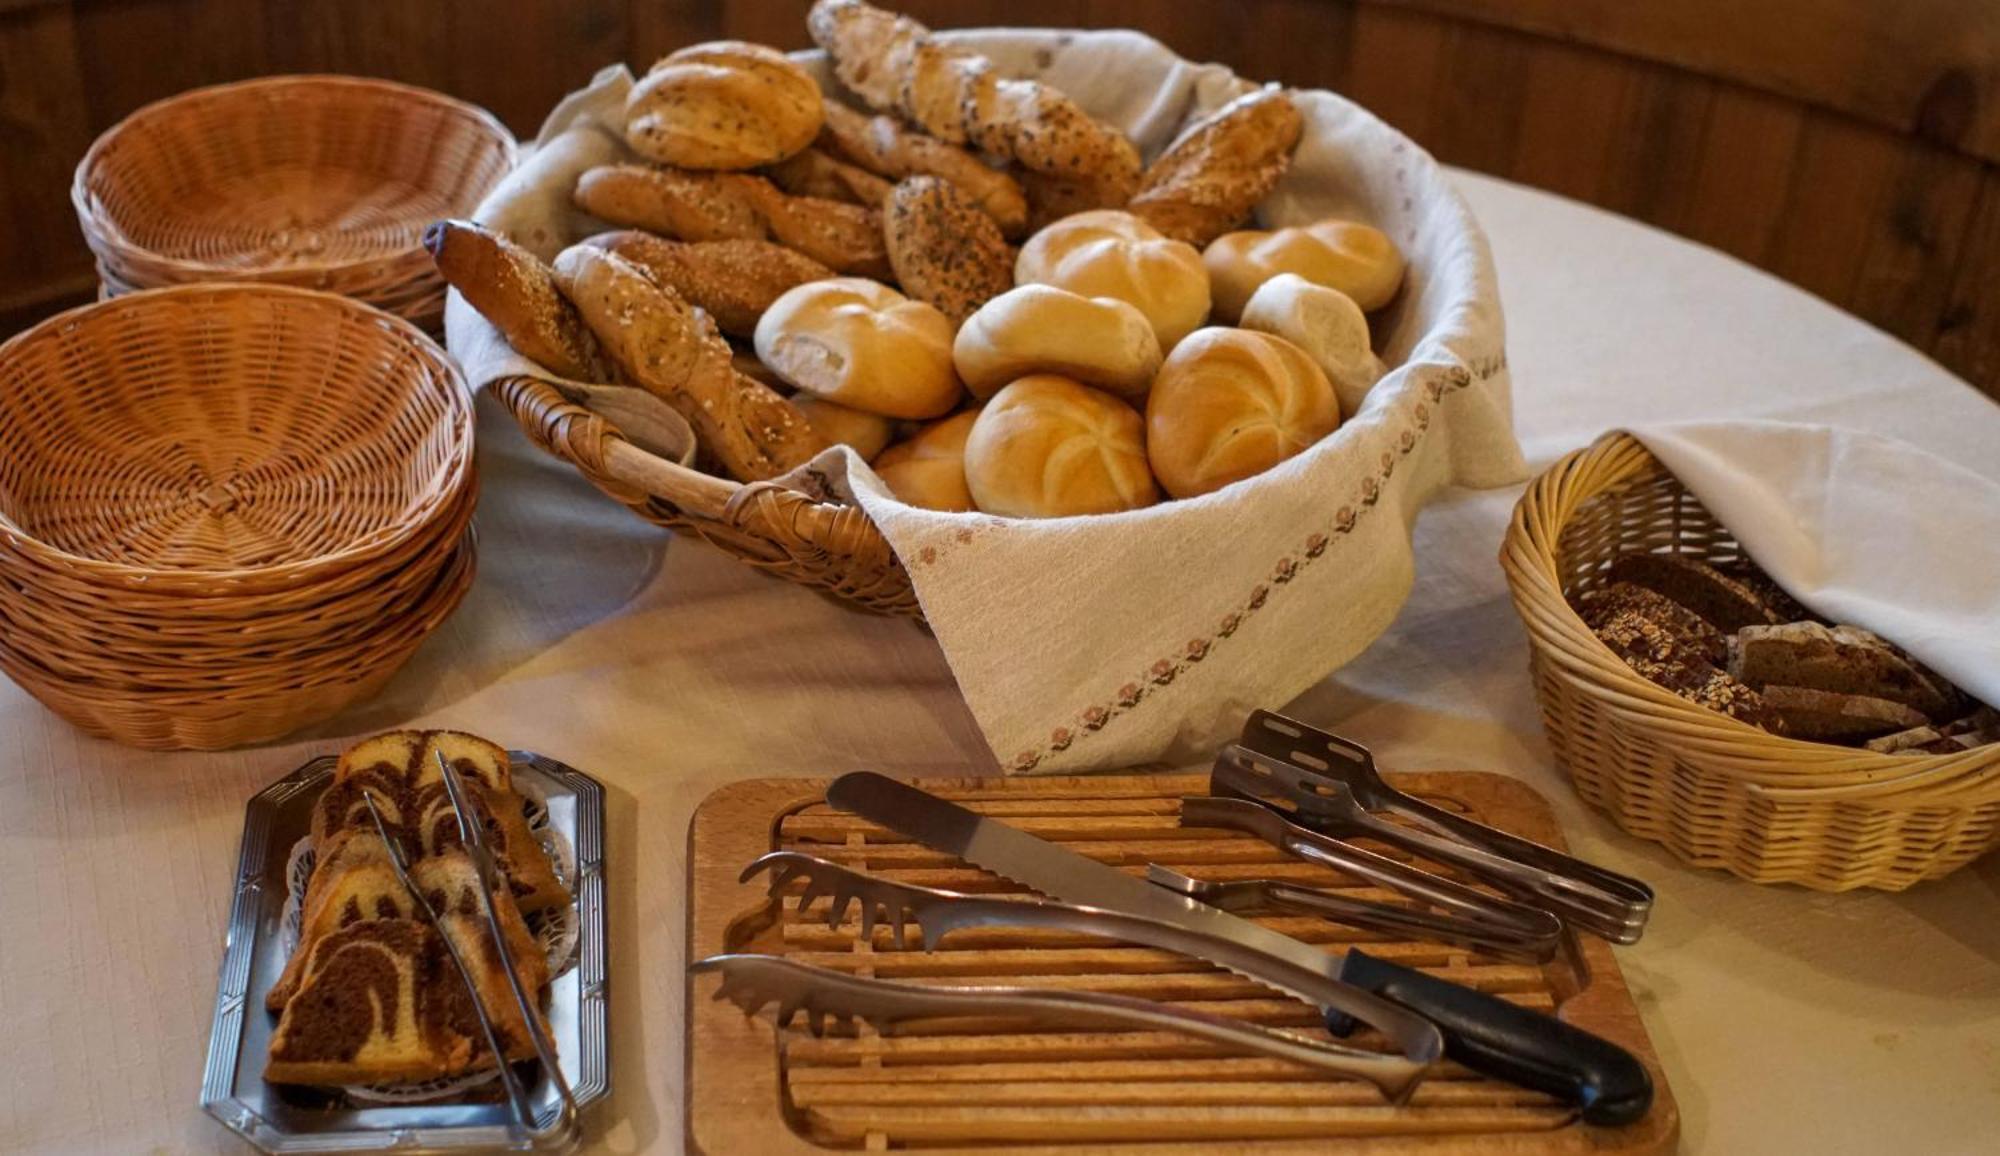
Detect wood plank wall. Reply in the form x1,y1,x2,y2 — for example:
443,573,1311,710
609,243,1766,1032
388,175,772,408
4,0,1997,398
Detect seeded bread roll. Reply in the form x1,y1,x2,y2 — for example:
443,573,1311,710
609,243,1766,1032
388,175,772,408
754,277,963,419
1130,86,1304,247
555,244,827,481
952,285,1161,400
626,41,823,170
819,101,1028,237
1204,219,1405,322
964,376,1158,517
1606,553,1796,633
1593,609,1782,732
884,176,1016,325
584,231,833,337
574,164,890,278
423,219,613,382
872,409,980,511
763,146,895,205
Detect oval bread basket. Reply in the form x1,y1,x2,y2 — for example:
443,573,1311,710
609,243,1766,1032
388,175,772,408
73,75,518,334
1501,432,2000,891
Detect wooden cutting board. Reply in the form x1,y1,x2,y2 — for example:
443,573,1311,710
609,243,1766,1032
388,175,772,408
685,772,1678,1154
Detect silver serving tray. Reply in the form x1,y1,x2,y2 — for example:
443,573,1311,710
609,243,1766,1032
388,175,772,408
201,751,609,1153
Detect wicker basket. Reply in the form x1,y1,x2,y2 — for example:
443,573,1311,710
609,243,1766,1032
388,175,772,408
73,75,517,333
1501,432,2000,891
0,284,477,749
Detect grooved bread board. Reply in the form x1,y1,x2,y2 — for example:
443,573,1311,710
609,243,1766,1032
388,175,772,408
685,772,1677,1153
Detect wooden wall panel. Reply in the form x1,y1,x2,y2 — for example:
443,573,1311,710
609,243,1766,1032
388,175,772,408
2,0,1998,400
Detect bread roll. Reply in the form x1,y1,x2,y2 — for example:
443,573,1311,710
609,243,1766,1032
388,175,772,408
964,376,1159,517
422,219,612,382
753,278,963,419
952,285,1161,400
1145,327,1339,499
1204,219,1404,322
1238,273,1383,416
555,245,826,481
884,176,1015,324
626,41,823,170
1014,210,1210,350
789,395,894,460
871,410,979,511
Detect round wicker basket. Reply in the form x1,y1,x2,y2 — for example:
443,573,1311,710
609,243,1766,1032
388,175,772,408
73,75,517,333
0,284,478,750
1501,432,2000,891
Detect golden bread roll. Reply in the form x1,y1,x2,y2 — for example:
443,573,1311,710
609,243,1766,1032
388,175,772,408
964,376,1159,518
555,244,826,481
952,284,1161,400
1239,273,1384,416
1145,327,1339,499
1130,86,1304,247
573,164,890,277
626,41,823,170
584,231,833,337
789,395,895,460
422,219,613,382
883,176,1015,324
1204,218,1404,321
871,409,979,511
753,278,963,419
763,146,894,205
1014,210,1210,351
819,102,1028,237
808,0,1140,209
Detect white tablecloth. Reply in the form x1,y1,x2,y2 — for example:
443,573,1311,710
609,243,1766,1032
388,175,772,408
2,172,1996,1155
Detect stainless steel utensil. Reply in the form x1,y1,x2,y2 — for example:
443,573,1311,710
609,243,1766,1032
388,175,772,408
693,953,1413,1084
1217,711,1653,943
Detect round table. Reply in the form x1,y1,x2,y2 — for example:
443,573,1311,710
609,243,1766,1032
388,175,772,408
2,172,1995,1155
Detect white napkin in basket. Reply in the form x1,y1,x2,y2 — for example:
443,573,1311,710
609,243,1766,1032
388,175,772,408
1630,421,2000,708
449,33,1528,773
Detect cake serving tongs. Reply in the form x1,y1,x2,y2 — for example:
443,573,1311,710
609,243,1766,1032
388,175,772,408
1211,711,1654,943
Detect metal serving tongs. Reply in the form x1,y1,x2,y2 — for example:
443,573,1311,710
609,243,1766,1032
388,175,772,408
357,754,578,1152
1218,711,1655,943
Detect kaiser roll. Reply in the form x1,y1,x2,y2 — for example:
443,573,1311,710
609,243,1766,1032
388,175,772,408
1203,218,1404,322
964,376,1159,518
1145,327,1340,499
871,410,980,511
789,395,895,460
1014,210,1210,350
952,285,1162,400
753,277,963,419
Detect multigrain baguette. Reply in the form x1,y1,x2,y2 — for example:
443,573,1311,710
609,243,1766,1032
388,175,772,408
584,231,834,337
818,101,1029,237
763,146,895,206
553,244,826,481
422,219,613,382
1130,86,1304,247
574,163,890,278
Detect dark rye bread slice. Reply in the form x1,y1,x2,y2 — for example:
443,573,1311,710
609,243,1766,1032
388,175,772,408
1606,552,1796,633
1760,685,1928,743
1575,581,1729,666
1729,621,1963,722
1592,609,1783,732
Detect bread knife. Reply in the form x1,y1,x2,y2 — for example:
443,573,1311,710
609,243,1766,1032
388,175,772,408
825,771,1654,1126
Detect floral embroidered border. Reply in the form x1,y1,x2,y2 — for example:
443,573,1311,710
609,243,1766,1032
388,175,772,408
1009,354,1504,772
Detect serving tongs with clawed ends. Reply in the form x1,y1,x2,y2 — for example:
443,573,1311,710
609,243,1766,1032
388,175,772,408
740,850,1437,1100
358,755,579,1152
693,953,1430,1096
1142,864,1558,964
1215,711,1655,943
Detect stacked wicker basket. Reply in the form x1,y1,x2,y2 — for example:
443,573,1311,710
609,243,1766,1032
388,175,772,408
1503,433,2000,891
71,75,516,334
0,284,477,750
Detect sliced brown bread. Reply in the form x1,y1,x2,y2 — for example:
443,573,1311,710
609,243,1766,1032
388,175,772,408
1575,581,1729,666
1729,621,1962,721
1605,552,1795,633
1592,609,1783,731
1759,685,1928,743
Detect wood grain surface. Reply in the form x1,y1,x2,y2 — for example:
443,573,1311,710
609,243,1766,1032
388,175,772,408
1,0,1998,397
684,771,1677,1153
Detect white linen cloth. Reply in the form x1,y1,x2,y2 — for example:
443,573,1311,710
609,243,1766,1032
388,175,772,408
1629,421,2000,706
448,32,1527,773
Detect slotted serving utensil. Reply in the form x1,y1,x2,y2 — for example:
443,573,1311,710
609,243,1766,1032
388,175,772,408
1217,711,1654,942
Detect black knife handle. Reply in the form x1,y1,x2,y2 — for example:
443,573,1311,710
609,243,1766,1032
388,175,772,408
1328,949,1653,1126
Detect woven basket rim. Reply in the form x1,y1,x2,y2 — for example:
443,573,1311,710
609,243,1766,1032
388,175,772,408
1502,430,1996,788
72,73,518,282
0,281,475,587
